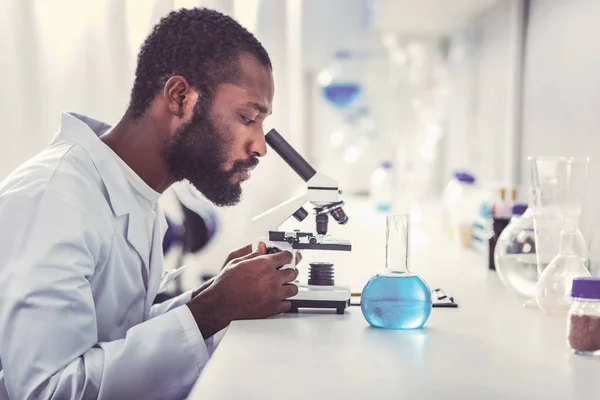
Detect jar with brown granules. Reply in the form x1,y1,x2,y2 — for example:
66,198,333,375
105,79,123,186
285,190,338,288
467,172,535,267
567,277,600,355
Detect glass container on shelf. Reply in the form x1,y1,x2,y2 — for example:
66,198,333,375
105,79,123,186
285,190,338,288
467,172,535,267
530,157,591,315
442,171,483,247
318,50,363,109
361,214,432,329
370,161,394,213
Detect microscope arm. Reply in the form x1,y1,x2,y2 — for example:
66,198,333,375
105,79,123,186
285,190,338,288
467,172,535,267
250,128,349,252
252,172,342,232
252,191,311,234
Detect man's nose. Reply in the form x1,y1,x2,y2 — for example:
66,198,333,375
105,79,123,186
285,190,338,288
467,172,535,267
248,127,267,157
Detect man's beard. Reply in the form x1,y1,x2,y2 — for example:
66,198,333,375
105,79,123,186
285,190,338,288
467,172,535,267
162,106,258,207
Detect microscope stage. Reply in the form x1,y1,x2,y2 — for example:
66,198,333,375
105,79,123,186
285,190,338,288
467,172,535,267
292,241,351,251
268,230,351,251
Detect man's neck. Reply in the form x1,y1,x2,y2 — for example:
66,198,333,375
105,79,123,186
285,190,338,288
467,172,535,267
101,115,174,193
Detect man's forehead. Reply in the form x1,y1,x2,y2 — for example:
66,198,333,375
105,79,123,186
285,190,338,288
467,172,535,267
215,82,272,114
238,55,273,99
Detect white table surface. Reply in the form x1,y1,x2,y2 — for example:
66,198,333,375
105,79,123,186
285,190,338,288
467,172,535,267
188,203,600,399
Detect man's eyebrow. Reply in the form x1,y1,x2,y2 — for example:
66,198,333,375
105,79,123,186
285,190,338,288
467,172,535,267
249,102,271,115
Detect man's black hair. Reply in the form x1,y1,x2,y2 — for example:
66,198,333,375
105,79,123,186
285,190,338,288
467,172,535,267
127,7,272,119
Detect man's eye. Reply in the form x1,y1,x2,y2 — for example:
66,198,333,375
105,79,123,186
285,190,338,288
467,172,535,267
242,115,254,125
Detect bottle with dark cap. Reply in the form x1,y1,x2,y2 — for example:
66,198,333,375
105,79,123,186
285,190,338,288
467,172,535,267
568,277,600,355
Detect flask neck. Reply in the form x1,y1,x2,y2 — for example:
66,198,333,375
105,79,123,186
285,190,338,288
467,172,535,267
385,215,411,273
559,231,577,255
559,218,579,256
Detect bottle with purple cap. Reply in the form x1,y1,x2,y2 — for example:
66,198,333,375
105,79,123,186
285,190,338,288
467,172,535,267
442,171,479,247
568,277,600,355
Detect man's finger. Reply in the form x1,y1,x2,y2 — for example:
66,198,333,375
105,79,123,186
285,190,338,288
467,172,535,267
281,283,299,299
223,244,253,266
263,250,293,268
229,242,267,265
277,300,292,314
279,267,299,283
295,251,302,265
230,244,253,259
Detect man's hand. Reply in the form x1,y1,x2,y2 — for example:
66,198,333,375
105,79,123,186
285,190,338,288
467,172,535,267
191,243,301,298
222,244,254,267
190,244,254,298
186,242,299,339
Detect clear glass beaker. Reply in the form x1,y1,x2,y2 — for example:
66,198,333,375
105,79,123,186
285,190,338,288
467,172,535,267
529,156,591,315
360,214,432,329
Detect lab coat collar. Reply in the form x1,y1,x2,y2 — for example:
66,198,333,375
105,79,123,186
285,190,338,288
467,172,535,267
53,112,136,217
52,112,165,272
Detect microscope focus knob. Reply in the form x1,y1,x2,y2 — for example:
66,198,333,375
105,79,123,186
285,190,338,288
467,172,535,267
293,207,309,222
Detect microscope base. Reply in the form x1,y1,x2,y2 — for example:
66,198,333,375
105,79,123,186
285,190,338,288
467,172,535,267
288,299,350,314
287,283,351,314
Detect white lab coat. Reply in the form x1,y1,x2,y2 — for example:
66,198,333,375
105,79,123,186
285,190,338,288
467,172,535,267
0,113,211,399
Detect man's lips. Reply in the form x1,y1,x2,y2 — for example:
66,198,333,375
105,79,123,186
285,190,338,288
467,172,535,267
238,163,257,182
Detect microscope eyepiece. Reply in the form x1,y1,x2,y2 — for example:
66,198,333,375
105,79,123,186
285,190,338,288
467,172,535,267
265,129,317,182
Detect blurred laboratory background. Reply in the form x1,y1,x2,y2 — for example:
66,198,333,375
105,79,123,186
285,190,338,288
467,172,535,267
1,0,599,298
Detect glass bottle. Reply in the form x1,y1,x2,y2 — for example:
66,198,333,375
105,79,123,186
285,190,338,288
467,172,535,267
370,161,394,213
567,277,600,355
536,217,591,315
361,214,432,329
494,206,538,298
529,156,591,315
494,206,588,299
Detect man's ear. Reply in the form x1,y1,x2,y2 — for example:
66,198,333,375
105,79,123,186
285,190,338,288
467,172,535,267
163,75,198,119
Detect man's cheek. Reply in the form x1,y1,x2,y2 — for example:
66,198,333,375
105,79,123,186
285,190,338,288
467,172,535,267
221,159,236,173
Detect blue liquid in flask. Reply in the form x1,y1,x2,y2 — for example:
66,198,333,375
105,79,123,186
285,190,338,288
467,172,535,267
361,272,432,329
322,83,360,108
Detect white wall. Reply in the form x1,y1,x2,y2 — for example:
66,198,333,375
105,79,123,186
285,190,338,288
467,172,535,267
302,0,387,195
444,0,520,188
520,0,600,240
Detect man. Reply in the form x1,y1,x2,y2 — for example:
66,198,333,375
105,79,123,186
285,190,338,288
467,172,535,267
0,8,298,400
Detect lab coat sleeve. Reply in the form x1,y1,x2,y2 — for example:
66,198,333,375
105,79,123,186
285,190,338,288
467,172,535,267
148,290,193,319
0,191,209,400
149,292,218,354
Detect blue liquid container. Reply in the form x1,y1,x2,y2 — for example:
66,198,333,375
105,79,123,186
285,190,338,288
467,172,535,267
322,83,361,108
361,215,432,329
371,161,394,213
376,204,393,213
361,272,432,329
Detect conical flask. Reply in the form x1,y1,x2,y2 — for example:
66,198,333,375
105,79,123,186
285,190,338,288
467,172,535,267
361,214,432,329
530,157,591,315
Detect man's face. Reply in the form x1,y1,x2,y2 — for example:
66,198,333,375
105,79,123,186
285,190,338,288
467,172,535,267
163,55,274,206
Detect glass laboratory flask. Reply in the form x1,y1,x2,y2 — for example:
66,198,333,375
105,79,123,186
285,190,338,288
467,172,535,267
317,50,363,109
361,214,432,329
495,206,588,298
530,157,592,315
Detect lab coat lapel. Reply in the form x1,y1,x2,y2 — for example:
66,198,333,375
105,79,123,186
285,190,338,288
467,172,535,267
126,210,151,277
55,113,153,281
144,208,169,315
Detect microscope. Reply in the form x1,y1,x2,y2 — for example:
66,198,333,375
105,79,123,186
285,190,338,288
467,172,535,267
253,129,352,314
